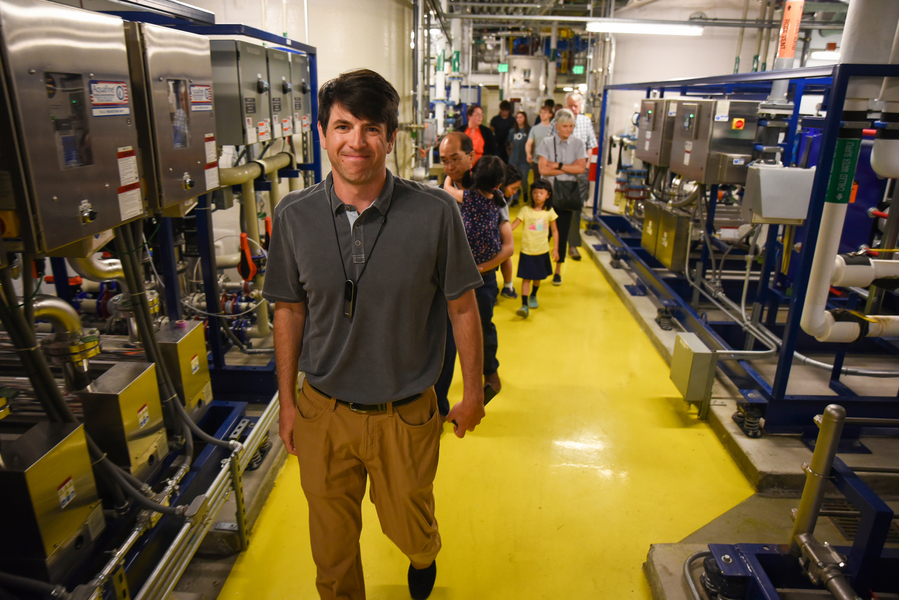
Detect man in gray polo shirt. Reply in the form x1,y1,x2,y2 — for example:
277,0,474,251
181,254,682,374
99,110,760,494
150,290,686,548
263,69,485,600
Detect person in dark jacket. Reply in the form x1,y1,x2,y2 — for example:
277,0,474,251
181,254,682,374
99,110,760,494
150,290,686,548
454,104,496,164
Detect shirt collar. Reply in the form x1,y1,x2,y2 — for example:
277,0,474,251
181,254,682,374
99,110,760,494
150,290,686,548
326,169,396,216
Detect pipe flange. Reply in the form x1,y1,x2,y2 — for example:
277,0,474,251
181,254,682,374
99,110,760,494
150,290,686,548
41,328,101,363
111,290,160,319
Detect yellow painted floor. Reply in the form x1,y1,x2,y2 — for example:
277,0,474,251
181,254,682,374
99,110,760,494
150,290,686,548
219,228,754,599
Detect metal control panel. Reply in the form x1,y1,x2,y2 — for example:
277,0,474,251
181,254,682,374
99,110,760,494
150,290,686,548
79,362,168,478
670,99,759,185
209,39,272,146
290,53,313,137
267,48,292,139
124,23,220,217
636,98,677,167
0,0,144,255
0,422,105,582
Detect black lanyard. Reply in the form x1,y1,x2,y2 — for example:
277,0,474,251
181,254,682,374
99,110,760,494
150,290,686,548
329,195,390,319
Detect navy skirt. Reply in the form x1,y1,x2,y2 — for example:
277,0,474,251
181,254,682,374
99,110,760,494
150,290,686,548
517,252,553,281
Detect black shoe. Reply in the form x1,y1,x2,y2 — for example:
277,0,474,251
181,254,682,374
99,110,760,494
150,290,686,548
408,561,437,600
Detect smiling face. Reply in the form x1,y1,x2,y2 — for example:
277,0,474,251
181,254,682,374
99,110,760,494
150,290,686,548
319,102,395,189
515,112,527,127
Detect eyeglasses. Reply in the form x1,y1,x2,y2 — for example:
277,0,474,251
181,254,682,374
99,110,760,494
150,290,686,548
443,155,466,167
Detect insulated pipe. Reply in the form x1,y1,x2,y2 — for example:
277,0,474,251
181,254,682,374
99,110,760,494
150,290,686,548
790,404,846,554
768,0,805,103
69,254,126,288
32,295,82,337
240,180,270,339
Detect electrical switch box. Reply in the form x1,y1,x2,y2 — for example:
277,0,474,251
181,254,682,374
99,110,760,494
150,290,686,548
655,206,691,272
670,332,716,419
0,0,144,255
157,320,212,416
0,422,105,583
742,164,816,224
78,362,167,478
670,99,759,185
290,53,313,137
124,23,219,217
641,200,662,257
209,40,272,146
267,48,292,139
636,98,678,167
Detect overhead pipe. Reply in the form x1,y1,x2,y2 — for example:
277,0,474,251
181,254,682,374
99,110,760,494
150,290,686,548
758,0,776,72
801,0,899,344
733,0,750,74
751,0,768,72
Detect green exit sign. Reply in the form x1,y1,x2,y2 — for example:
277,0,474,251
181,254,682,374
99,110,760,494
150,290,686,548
498,63,509,73
572,65,585,75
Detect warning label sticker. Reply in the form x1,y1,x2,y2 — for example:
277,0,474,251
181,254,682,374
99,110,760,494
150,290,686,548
118,182,143,221
191,354,200,375
117,147,139,187
57,476,76,509
138,404,150,429
89,80,130,117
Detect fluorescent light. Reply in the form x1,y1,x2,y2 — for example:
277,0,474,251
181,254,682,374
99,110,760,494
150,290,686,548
563,86,574,92
577,84,587,93
586,20,704,36
810,50,840,61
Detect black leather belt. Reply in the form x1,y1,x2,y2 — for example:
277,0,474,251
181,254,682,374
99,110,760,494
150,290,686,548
307,383,423,413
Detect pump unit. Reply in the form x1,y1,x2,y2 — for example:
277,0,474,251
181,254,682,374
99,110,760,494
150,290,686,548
670,99,759,185
124,22,219,218
209,40,272,146
0,0,145,255
636,98,678,167
290,53,313,137
267,48,292,140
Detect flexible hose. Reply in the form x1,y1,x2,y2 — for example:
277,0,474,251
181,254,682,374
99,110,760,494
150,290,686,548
0,571,69,598
683,551,711,600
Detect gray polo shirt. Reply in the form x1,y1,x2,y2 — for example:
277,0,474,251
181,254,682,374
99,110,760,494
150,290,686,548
536,133,587,182
263,170,482,403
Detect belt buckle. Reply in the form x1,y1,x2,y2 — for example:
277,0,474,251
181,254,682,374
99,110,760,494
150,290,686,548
348,402,385,413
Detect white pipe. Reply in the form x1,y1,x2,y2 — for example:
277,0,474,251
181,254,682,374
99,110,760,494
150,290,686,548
839,0,899,101
871,20,899,178
832,256,899,288
801,203,847,340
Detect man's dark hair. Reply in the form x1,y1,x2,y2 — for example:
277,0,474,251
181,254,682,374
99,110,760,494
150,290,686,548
543,98,555,108
499,100,512,112
503,164,522,186
472,156,506,207
529,179,554,209
443,131,473,154
466,104,481,119
318,69,400,138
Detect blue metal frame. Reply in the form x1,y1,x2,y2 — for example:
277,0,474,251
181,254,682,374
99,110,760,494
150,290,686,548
156,218,182,320
705,456,896,599
591,65,899,432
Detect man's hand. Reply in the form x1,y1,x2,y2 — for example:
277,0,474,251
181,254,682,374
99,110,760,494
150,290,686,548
446,390,485,438
279,403,298,456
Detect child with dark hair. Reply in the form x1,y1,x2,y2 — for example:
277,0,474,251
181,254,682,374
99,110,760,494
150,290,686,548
510,179,559,318
450,154,513,393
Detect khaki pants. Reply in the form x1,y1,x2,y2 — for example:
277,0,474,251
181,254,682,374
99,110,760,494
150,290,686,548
295,383,443,600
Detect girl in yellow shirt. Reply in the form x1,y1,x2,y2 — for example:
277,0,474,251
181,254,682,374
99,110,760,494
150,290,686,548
510,180,560,318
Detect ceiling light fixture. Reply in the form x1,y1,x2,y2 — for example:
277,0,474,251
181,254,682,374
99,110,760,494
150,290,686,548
585,20,704,36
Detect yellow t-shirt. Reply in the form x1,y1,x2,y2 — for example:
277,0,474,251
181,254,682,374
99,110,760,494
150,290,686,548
517,205,558,255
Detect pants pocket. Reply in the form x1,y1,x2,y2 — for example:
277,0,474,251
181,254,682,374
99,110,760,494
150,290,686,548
297,384,332,423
